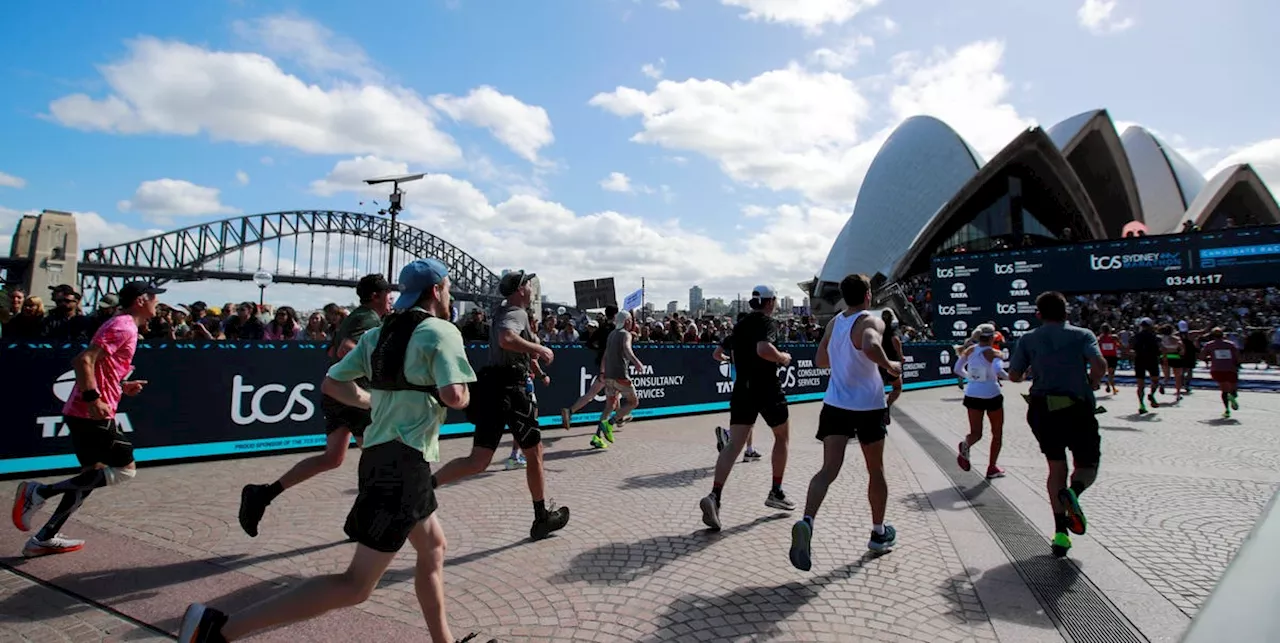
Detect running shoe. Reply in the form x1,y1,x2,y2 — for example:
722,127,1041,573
560,408,572,430
699,493,721,530
1051,532,1072,558
868,524,897,551
12,481,45,532
455,635,498,643
598,420,615,444
1138,405,1148,415
238,484,271,538
1230,393,1240,411
530,504,570,540
505,454,527,470
178,603,228,643
986,465,1006,479
956,441,971,472
22,533,84,558
1094,405,1107,414
589,435,608,449
766,489,796,511
1058,488,1087,535
789,519,813,571
743,449,762,461
1223,409,1232,419
715,426,728,452
1148,394,1160,409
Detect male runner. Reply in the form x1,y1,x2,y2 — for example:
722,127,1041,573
432,270,570,540
12,281,164,557
560,305,618,429
789,274,901,571
179,259,491,643
1097,324,1120,394
590,311,645,449
699,285,796,531
1008,291,1108,558
238,274,394,537
880,309,905,425
1131,318,1162,414
713,312,760,460
1200,327,1242,418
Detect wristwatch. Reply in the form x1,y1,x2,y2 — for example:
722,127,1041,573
81,389,101,403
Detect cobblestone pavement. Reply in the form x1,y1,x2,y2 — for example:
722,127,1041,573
2,383,1275,641
898,382,1280,618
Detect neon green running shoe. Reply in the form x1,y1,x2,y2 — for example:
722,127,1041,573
598,420,615,444
589,435,608,449
1051,532,1072,558
1058,488,1087,535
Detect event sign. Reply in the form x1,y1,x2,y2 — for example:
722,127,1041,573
0,340,959,476
930,224,1280,338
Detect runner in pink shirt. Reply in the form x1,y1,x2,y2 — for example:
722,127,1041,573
1199,327,1242,419
11,281,164,557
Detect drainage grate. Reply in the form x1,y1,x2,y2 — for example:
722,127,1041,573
894,408,1148,643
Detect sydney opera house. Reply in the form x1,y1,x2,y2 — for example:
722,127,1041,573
806,109,1280,323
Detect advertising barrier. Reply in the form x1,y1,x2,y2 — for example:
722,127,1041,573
0,340,960,477
930,224,1280,339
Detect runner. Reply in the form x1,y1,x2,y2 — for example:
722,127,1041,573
789,274,901,571
1178,321,1199,395
560,305,618,429
1097,324,1120,394
699,285,796,530
12,281,163,557
1131,318,1162,414
590,311,645,449
954,324,1007,478
238,274,394,538
880,309,904,426
178,258,491,643
1008,291,1108,559
432,270,570,540
1158,324,1184,402
713,312,760,461
1199,327,1242,418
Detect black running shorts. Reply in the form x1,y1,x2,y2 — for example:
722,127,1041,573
343,440,438,553
728,381,788,428
1133,359,1160,381
467,369,542,452
963,395,1004,412
815,404,886,445
1025,396,1101,467
65,416,134,468
322,394,372,438
1104,355,1118,371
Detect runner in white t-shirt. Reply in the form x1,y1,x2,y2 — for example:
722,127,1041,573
954,324,1008,478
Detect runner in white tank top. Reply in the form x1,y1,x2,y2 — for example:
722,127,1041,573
954,325,1007,478
789,274,902,572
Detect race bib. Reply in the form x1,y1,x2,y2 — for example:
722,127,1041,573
968,365,991,382
1101,342,1114,351
1214,349,1232,360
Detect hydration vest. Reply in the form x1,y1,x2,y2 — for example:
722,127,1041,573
368,309,441,401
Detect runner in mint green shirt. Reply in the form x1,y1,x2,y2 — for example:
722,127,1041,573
179,258,492,643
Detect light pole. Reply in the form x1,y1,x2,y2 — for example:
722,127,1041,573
363,173,425,282
253,269,273,307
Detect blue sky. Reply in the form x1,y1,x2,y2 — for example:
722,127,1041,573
1,0,1277,310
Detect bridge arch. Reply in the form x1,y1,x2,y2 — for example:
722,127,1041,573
78,210,501,303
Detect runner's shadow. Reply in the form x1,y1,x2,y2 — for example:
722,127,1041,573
1200,418,1242,426
1121,413,1162,422
551,514,787,586
618,466,714,490
633,553,878,643
542,448,609,463
1099,425,1144,432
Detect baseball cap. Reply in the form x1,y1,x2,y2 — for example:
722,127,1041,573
976,323,997,338
393,258,450,311
357,273,393,301
118,281,166,310
499,270,537,297
1139,317,1153,327
1177,320,1189,333
751,285,777,300
98,294,120,310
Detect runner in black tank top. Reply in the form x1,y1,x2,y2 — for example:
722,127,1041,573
879,310,904,426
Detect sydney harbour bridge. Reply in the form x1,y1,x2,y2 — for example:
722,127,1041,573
1,209,506,306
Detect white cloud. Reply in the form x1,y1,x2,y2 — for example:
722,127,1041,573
877,16,899,35
235,170,250,185
741,205,771,218
1208,138,1280,194
0,206,23,254
260,156,274,166
429,86,554,163
46,37,462,166
311,156,497,222
659,0,681,9
642,59,666,80
721,0,881,32
1078,0,1135,35
601,172,636,193
0,171,26,189
117,179,241,220
232,14,381,83
807,34,874,70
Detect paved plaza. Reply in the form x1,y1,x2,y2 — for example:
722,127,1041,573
1,381,1277,642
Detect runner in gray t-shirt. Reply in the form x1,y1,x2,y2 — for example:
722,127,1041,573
591,311,645,449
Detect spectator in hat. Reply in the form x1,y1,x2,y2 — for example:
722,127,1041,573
43,285,92,342
86,294,120,336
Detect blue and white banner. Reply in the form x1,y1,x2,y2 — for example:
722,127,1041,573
622,288,644,311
